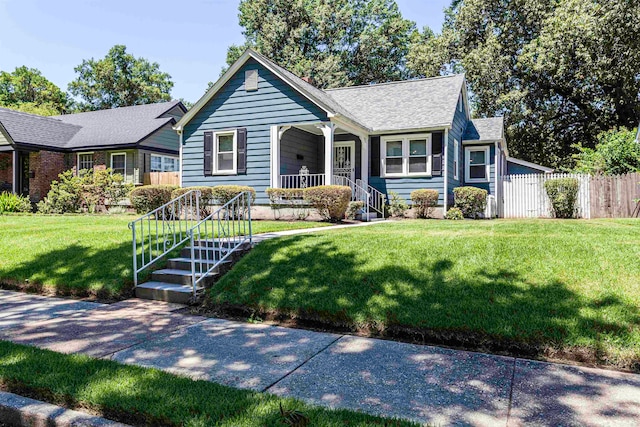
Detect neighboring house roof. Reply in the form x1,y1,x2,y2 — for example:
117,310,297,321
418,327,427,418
176,48,472,134
54,100,184,150
325,75,466,132
0,101,184,151
0,107,81,149
463,117,505,142
506,156,554,173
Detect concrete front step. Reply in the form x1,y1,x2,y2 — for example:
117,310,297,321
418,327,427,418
180,247,231,259
151,268,218,286
167,257,229,271
135,281,203,304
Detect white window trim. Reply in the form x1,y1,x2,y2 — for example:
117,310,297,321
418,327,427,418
76,152,94,172
453,139,459,181
110,152,127,175
211,129,237,175
380,133,432,178
150,154,179,172
465,146,490,183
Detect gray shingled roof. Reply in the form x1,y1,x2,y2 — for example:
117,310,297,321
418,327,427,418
0,108,81,149
325,75,466,132
0,101,181,151
54,101,181,149
463,117,505,141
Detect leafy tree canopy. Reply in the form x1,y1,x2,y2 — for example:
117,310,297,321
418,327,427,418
0,66,69,115
573,127,640,176
68,45,173,111
224,0,416,88
408,0,640,169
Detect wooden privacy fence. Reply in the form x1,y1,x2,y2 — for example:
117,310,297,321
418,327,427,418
502,173,591,218
590,173,640,218
143,172,180,186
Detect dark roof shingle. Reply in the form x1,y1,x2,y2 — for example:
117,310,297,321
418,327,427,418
0,108,81,149
463,117,505,141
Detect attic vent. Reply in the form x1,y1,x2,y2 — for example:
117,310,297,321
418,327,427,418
245,69,258,91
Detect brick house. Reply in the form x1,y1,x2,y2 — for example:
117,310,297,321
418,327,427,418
0,101,185,201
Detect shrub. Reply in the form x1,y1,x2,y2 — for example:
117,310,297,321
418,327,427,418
454,186,487,219
211,185,256,205
387,191,408,218
346,201,365,220
266,188,309,220
172,187,216,217
445,207,464,220
0,192,32,214
544,178,579,218
410,189,439,218
303,185,351,222
80,169,132,213
573,127,640,175
129,185,178,214
37,170,84,214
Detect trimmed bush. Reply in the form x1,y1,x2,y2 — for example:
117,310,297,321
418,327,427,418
303,185,351,222
454,186,487,219
172,187,216,217
387,191,408,218
346,201,365,220
266,188,305,204
211,185,256,205
445,207,464,220
130,185,178,214
544,178,579,218
37,170,84,214
0,192,32,214
410,189,439,218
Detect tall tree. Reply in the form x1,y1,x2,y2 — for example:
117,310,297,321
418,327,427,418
226,0,416,88
0,66,69,115
68,45,173,111
408,0,640,168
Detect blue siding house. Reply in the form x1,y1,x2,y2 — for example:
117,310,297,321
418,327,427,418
174,49,548,217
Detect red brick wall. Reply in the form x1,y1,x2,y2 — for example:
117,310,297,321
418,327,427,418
29,150,66,201
70,151,107,175
0,153,12,192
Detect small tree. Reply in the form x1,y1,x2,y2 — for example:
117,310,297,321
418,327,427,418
544,178,579,219
573,128,640,175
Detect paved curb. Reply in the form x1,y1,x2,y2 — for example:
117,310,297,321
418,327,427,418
0,391,130,427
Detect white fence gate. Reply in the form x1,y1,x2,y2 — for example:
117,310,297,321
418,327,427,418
502,173,591,218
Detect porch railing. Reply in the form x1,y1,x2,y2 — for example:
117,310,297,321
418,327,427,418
280,173,325,189
187,192,252,295
359,180,386,217
333,176,371,218
129,190,201,286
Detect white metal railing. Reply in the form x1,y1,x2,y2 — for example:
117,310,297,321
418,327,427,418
187,192,252,295
280,173,325,189
360,180,386,217
129,190,202,286
333,176,371,218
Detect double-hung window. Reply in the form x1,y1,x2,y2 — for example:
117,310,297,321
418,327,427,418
465,146,490,183
381,134,432,177
150,154,179,172
110,153,126,176
213,130,237,174
77,153,94,173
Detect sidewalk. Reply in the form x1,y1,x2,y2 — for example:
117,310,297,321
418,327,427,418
0,290,638,426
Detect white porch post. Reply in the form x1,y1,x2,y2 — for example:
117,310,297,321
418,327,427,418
270,125,291,188
319,123,335,186
12,150,17,194
358,134,369,188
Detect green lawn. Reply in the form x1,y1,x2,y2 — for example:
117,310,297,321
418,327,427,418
209,219,640,369
0,341,414,427
0,215,329,299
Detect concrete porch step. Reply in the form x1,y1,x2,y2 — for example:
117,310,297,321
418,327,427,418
135,281,203,304
151,268,218,286
180,247,232,259
167,257,229,271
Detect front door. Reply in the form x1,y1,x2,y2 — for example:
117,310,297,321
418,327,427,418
333,141,355,182
18,152,29,196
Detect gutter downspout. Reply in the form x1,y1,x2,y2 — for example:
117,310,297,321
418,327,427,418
178,129,183,188
12,150,17,194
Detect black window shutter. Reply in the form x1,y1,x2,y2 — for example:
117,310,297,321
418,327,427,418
431,132,443,176
237,128,247,174
370,136,380,177
203,131,213,176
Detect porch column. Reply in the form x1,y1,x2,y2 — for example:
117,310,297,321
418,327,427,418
358,134,369,189
319,123,334,186
12,150,17,194
270,125,291,188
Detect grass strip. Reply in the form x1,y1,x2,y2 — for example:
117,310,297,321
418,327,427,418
0,341,416,427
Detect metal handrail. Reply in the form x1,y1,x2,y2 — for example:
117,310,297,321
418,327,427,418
333,176,371,218
361,181,386,217
187,192,252,296
129,190,201,286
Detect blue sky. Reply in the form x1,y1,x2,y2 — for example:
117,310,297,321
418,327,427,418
0,0,451,104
